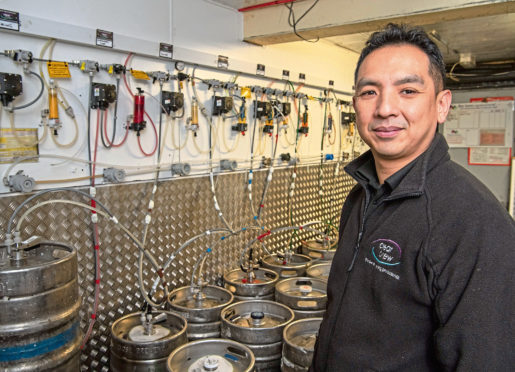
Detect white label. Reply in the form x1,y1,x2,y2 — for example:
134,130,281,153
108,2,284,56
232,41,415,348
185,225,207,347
159,50,172,58
96,38,113,48
0,19,18,30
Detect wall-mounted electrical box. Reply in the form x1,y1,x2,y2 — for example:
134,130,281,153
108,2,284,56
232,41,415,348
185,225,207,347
0,72,22,107
162,91,184,114
212,96,233,115
90,82,116,110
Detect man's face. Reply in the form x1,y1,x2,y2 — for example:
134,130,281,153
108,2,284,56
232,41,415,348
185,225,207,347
353,44,451,168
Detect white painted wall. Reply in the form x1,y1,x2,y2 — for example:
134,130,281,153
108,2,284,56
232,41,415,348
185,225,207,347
0,0,360,194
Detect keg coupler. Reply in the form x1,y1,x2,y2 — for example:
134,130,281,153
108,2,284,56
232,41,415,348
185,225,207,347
129,311,170,342
277,249,293,265
2,234,43,263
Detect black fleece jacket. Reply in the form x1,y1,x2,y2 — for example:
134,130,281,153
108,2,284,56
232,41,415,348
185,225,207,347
310,133,515,371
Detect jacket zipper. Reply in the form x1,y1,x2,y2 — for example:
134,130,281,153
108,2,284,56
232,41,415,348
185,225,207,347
324,193,369,367
348,193,369,272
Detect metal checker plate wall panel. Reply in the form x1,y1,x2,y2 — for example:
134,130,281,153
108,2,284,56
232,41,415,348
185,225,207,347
0,163,356,371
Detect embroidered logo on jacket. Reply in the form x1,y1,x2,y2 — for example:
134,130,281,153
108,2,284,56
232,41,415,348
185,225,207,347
371,239,401,266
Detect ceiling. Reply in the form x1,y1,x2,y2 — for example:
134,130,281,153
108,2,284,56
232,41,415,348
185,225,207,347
210,0,515,89
325,13,515,64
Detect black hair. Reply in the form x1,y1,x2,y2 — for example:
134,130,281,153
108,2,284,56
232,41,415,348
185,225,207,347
354,23,446,92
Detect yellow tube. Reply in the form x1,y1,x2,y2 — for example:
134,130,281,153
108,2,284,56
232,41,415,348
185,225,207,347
48,81,59,120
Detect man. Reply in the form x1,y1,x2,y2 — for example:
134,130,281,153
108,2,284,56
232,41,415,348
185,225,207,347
310,23,515,371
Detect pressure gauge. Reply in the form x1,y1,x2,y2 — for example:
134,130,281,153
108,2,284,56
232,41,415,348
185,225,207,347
175,61,185,71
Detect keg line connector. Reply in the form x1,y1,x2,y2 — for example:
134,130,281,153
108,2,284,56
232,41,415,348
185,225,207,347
140,311,167,336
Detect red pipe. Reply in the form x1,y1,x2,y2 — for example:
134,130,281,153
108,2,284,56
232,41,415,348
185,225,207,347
238,0,297,12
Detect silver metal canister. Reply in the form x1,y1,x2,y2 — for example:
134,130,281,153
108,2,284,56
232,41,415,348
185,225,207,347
224,267,278,301
261,253,312,278
221,300,294,371
0,241,81,372
281,318,322,371
275,277,327,320
168,285,233,340
306,262,332,281
167,338,255,372
110,310,188,372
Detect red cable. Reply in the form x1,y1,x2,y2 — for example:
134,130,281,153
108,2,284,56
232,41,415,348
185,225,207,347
103,109,129,147
123,53,158,157
238,0,297,12
81,106,102,350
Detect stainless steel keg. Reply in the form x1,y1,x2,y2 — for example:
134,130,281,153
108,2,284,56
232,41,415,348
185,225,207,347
281,318,322,371
221,300,294,371
261,253,311,278
300,238,337,261
275,277,327,320
110,310,188,371
167,338,255,372
168,285,233,340
224,267,278,301
306,262,332,281
0,241,81,372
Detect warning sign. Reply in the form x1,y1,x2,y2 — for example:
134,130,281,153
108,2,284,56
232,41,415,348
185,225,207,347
130,70,150,80
47,61,71,78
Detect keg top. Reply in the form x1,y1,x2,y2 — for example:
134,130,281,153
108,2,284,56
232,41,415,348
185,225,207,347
223,268,278,286
261,253,311,267
306,263,332,280
222,300,294,330
276,278,327,299
167,338,255,372
168,285,233,311
1,242,74,270
303,238,337,251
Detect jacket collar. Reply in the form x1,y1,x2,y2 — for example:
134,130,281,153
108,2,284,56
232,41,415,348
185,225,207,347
345,133,450,199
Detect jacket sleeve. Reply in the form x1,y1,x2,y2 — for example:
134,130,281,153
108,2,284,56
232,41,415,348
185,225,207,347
429,202,515,371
